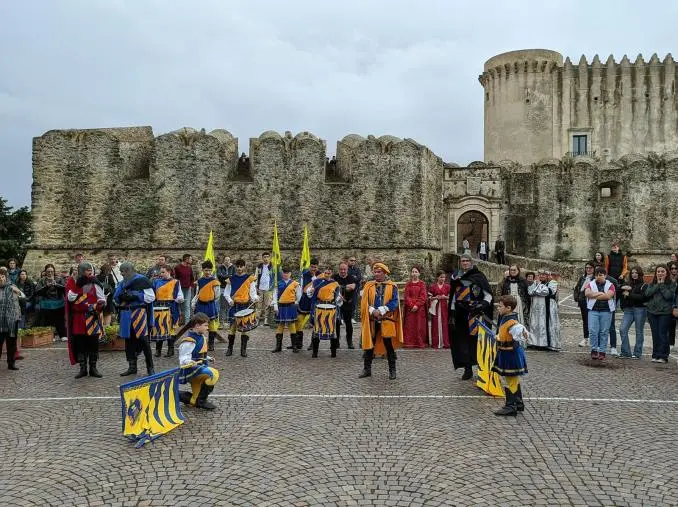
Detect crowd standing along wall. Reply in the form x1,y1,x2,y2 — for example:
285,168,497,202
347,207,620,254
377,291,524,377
25,127,443,279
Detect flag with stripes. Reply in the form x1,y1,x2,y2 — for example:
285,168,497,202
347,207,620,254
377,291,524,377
475,320,504,398
120,368,185,448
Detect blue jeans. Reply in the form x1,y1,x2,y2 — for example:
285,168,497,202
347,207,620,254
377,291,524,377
648,313,671,360
181,287,192,322
589,310,612,353
620,307,646,357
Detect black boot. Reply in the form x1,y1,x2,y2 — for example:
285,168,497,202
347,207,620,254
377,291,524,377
286,330,296,350
515,384,525,412
461,366,473,380
330,338,339,358
165,338,175,357
145,355,155,376
494,388,518,417
75,353,88,379
154,341,163,357
179,391,192,405
196,384,216,410
208,331,216,352
347,335,354,349
88,352,102,378
8,360,18,371
240,335,249,357
292,332,301,353
120,361,137,376
387,352,397,380
272,333,283,353
225,335,235,356
359,349,374,378
311,337,320,358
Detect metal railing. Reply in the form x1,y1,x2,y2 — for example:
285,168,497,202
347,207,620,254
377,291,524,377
566,151,596,158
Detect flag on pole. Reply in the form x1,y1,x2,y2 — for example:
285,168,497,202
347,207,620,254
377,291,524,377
475,320,505,398
298,224,311,328
204,230,216,271
272,221,282,288
120,368,185,448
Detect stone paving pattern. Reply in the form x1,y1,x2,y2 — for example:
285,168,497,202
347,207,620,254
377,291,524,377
1,317,677,506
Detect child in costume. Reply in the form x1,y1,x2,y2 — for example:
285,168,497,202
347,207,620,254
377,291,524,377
224,259,259,357
492,295,528,416
192,261,221,351
177,312,219,410
272,266,301,353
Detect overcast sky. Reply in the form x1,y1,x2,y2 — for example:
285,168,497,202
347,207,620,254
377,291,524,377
1,0,677,208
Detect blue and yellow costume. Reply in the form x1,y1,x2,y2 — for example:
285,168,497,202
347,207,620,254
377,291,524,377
359,262,403,379
193,274,221,351
151,277,183,356
491,312,527,416
309,275,342,358
272,277,301,352
114,272,157,376
178,330,220,409
224,272,258,357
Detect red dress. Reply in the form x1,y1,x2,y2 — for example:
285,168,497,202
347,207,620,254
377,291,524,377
428,282,450,349
403,280,428,348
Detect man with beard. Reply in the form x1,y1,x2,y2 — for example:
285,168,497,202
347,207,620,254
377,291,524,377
447,254,493,380
114,262,156,376
65,262,107,378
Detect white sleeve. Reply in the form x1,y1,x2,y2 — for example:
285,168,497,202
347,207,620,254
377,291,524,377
143,288,156,303
214,286,221,299
224,282,233,303
273,287,279,311
335,287,343,307
378,306,389,315
295,285,302,304
67,290,78,302
178,341,196,366
175,290,185,303
249,281,259,301
95,284,106,303
509,323,526,341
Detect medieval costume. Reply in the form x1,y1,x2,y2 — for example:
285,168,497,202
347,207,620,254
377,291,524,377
178,329,220,410
500,275,529,325
114,263,156,376
193,273,221,351
294,266,319,351
492,312,528,416
428,281,450,349
65,263,106,378
403,278,428,348
359,263,403,380
309,273,342,358
0,274,21,370
152,274,184,357
272,273,301,353
527,274,562,350
224,270,259,357
447,256,493,380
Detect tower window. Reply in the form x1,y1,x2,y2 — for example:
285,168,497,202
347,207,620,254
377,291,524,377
572,135,588,156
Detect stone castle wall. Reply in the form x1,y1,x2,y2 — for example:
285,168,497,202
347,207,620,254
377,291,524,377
25,127,443,279
480,49,678,164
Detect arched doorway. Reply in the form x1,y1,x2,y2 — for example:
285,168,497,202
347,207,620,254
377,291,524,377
456,210,489,254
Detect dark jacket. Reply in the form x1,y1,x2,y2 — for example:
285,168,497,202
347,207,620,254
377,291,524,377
619,278,647,310
645,281,677,315
217,264,235,288
500,276,528,305
573,275,592,309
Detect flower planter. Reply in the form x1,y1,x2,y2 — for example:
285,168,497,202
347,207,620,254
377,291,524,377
101,336,126,351
20,328,54,348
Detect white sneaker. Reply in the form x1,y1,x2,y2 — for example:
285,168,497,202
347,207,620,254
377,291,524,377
578,338,588,347
352,318,358,324
651,358,660,363
61,336,68,342
609,347,618,357
658,358,668,364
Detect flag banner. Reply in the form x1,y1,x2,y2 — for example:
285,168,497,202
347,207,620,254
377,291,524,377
272,221,282,288
120,368,185,448
298,224,311,328
204,230,216,274
476,319,505,398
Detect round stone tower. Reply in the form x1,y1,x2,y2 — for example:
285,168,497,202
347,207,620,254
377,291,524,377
479,49,563,164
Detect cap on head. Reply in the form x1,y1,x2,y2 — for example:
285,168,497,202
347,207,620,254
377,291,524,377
120,262,135,279
78,262,94,277
373,262,390,274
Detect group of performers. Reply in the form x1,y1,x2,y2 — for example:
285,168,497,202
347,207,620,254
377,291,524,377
57,253,526,416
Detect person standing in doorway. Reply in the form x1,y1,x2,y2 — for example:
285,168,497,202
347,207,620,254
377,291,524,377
477,240,489,261
494,235,506,265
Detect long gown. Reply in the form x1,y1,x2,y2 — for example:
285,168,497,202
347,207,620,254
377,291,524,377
403,280,428,348
428,282,450,349
527,280,562,350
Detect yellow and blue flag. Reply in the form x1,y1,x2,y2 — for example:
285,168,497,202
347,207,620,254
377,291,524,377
476,320,505,398
120,368,185,448
204,230,217,274
272,221,282,288
298,224,312,328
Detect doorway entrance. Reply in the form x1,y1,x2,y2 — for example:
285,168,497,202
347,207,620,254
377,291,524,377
456,210,489,254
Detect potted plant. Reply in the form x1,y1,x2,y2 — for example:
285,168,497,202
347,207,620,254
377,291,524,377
101,324,125,351
19,326,54,348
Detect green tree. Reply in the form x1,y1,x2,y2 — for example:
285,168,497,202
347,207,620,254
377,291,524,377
0,197,32,264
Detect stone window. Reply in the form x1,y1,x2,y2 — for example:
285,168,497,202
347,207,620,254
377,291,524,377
572,135,588,156
233,152,253,182
599,181,622,200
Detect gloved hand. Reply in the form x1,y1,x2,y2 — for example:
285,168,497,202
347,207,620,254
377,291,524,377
119,290,138,303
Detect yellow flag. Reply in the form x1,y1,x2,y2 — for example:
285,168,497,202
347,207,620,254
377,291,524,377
475,320,505,398
204,230,216,272
120,368,185,448
272,221,282,287
300,224,311,271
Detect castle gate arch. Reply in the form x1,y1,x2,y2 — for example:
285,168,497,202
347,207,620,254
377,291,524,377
444,197,501,255
456,211,489,253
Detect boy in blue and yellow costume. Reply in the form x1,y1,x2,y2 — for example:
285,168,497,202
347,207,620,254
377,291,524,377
492,295,528,416
177,312,219,410
359,262,403,380
192,260,221,352
272,266,301,353
114,262,157,377
224,259,259,357
308,265,343,358
294,258,319,351
152,265,184,358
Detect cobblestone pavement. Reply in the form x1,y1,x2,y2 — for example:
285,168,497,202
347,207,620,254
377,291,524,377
1,317,677,506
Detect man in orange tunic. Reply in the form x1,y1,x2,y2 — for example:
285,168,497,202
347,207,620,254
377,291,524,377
359,262,403,380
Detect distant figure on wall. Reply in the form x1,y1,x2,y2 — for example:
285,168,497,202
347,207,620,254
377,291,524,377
494,235,506,265
462,237,471,256
477,240,488,261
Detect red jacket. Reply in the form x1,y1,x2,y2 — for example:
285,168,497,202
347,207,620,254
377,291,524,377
65,277,106,336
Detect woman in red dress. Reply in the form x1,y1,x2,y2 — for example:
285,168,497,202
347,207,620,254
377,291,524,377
428,271,450,349
403,266,428,348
